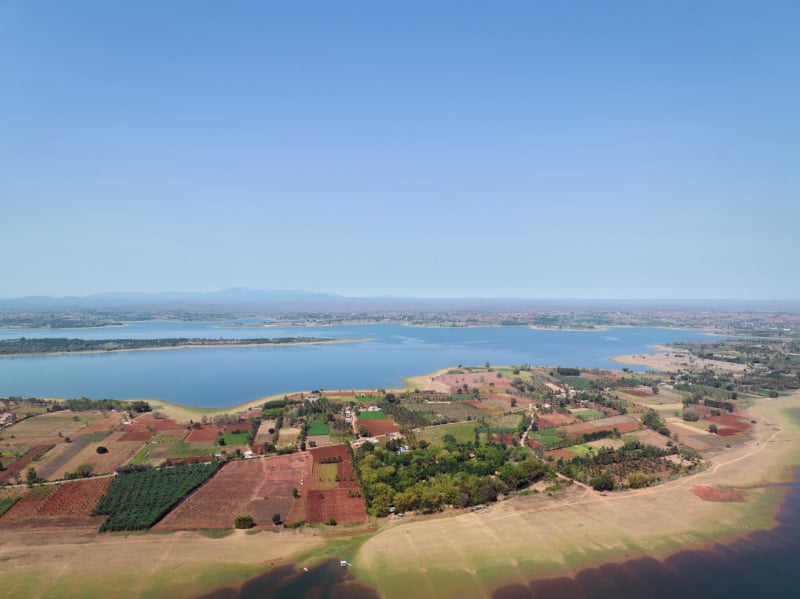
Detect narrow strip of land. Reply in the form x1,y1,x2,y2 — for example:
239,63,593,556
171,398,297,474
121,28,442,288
0,337,370,357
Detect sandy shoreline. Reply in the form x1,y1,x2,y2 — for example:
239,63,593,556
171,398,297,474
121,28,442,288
351,393,800,597
2,394,796,599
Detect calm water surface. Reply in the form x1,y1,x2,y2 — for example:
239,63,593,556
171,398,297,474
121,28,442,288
0,322,718,407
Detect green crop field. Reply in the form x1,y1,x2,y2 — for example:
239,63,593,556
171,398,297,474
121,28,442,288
529,428,566,448
313,463,339,489
357,410,388,420
0,496,20,518
93,462,221,531
564,443,593,457
553,375,593,391
416,422,478,445
573,409,605,422
170,442,215,458
307,421,331,436
216,432,249,446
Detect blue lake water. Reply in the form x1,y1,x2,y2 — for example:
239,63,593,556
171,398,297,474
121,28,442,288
0,322,719,407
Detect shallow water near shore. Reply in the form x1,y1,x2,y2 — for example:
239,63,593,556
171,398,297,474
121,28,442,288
0,322,718,406
197,559,379,599
494,476,800,599
196,475,800,599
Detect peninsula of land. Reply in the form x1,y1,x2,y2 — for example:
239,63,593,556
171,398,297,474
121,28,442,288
0,336,368,357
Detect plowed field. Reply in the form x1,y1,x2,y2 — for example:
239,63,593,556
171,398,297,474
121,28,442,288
306,488,366,523
184,426,222,442
359,418,399,437
36,477,112,517
153,453,312,530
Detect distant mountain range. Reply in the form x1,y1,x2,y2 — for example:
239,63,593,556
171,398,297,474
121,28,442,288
0,289,798,313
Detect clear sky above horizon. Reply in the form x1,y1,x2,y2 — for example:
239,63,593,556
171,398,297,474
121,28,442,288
2,1,798,300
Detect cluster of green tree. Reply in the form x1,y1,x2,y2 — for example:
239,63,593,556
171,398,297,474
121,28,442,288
642,410,670,436
702,398,736,413
378,393,428,429
63,464,94,480
353,437,552,516
50,397,151,413
0,336,334,355
609,374,661,390
557,440,681,490
556,367,581,376
674,340,800,391
93,462,221,531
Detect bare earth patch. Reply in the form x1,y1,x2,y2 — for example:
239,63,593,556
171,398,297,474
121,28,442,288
692,486,746,502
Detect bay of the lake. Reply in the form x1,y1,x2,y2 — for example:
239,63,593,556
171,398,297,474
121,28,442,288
0,322,719,407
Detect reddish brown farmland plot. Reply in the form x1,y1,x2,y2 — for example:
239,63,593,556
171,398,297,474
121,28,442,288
153,453,312,531
37,478,112,517
305,445,367,524
359,418,400,437
306,488,366,523
0,485,58,523
184,426,222,443
0,478,112,531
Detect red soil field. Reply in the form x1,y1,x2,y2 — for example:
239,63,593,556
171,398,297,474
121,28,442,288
546,449,578,460
563,415,640,438
692,486,746,502
184,426,222,442
0,486,57,522
154,453,312,531
337,461,358,488
537,414,576,429
305,488,366,523
359,419,400,437
707,414,752,436
0,444,54,482
490,433,514,446
36,477,112,517
310,444,349,462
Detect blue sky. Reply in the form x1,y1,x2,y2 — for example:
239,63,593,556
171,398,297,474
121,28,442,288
1,1,798,299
